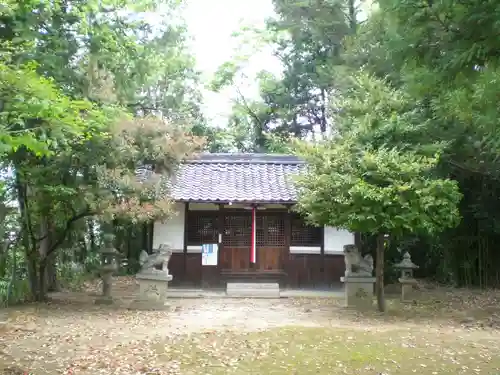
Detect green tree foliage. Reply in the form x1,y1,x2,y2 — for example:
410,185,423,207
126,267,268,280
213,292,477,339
260,0,354,135
285,0,500,290
296,141,461,238
212,0,358,152
0,0,205,301
209,33,276,152
295,69,462,311
1,62,201,300
0,59,101,157
340,0,500,286
249,0,500,289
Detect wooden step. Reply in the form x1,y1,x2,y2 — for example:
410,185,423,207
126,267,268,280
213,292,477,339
226,282,280,298
221,269,287,283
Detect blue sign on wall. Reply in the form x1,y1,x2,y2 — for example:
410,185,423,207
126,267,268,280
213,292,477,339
202,243,218,266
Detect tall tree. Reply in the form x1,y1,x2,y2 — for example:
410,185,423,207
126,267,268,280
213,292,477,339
340,0,500,286
211,0,360,152
0,0,206,300
294,73,462,311
260,0,357,135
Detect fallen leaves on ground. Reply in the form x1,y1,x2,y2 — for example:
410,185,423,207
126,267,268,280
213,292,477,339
1,279,500,374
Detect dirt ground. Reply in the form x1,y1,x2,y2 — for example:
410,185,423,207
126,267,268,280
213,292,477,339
1,277,500,374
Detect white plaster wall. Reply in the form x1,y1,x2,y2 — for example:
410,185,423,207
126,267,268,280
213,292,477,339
153,203,185,253
324,227,354,254
289,246,321,254
290,227,354,255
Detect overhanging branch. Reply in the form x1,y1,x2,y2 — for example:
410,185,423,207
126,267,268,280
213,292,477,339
46,208,95,257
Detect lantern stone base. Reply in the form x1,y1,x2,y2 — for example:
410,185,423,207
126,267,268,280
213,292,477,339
94,271,115,305
341,276,376,308
129,272,173,310
398,277,418,301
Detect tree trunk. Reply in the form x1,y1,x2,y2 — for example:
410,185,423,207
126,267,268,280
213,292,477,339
6,245,17,305
348,0,357,33
0,203,8,278
27,255,39,300
319,89,327,133
14,170,38,300
375,233,386,312
0,255,6,279
38,258,47,302
46,254,59,292
36,216,51,301
78,232,88,264
88,218,96,251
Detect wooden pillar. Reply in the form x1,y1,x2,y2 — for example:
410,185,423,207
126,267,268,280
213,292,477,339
250,203,257,271
320,225,326,285
284,205,292,287
183,202,189,283
217,203,224,286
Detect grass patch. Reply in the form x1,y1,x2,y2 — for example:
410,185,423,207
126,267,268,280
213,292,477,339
154,327,500,375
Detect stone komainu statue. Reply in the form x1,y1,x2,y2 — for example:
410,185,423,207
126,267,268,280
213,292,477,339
139,244,172,274
343,244,374,276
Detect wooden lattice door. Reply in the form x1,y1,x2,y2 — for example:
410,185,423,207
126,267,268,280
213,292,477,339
256,213,286,271
221,211,287,271
221,213,252,270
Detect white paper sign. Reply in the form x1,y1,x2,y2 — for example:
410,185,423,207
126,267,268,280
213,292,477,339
202,243,218,266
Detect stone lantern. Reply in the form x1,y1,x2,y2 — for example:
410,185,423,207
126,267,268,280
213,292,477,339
95,233,119,305
394,251,419,301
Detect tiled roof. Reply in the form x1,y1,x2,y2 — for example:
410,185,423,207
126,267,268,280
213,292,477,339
140,153,306,203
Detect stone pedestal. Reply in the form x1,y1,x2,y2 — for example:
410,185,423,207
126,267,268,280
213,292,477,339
129,272,172,310
341,276,376,308
399,277,418,301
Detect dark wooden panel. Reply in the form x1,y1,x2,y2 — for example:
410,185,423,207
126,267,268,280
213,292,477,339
219,246,231,269
284,254,344,287
167,253,185,285
284,254,317,287
202,265,221,288
324,255,345,286
176,252,345,287
185,254,202,286
221,247,288,271
257,246,285,271
221,247,250,270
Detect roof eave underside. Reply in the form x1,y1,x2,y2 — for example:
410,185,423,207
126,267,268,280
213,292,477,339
175,199,297,205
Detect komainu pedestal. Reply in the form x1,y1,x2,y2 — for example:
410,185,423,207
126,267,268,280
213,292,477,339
341,275,376,308
129,245,173,310
131,273,173,310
